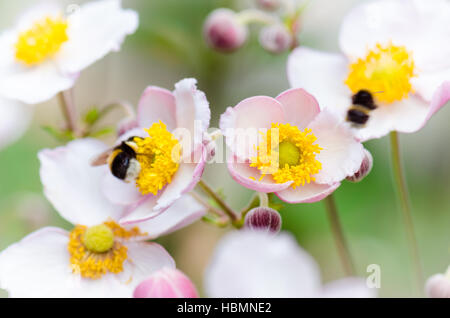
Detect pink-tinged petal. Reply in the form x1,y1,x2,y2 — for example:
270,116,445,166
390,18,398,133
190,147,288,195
173,78,211,149
426,274,450,298
134,268,198,298
339,0,450,72
0,98,32,150
127,194,205,237
205,230,322,297
275,182,340,204
412,69,450,102
154,150,206,212
275,88,320,129
422,81,450,126
352,95,429,141
39,139,125,226
119,194,162,225
287,47,350,115
220,96,285,161
227,155,292,193
102,173,143,206
137,86,177,131
56,0,139,74
308,111,365,184
321,278,376,298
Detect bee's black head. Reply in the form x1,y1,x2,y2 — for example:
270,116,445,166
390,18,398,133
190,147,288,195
352,90,376,110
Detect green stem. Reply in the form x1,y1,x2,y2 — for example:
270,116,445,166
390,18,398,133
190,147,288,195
324,194,356,276
198,180,240,224
389,131,424,293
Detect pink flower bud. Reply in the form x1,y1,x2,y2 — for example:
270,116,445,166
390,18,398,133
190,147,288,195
256,0,282,11
259,24,293,54
426,269,450,298
133,268,198,298
204,9,248,53
346,149,373,183
244,207,282,233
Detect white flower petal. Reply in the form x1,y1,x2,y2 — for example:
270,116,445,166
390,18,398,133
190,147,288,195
339,0,450,71
352,95,429,141
412,68,450,102
205,231,321,298
0,60,77,104
0,98,33,149
321,277,376,298
126,194,205,238
56,0,138,74
287,47,350,114
39,138,125,226
308,111,365,184
102,172,143,206
0,227,175,298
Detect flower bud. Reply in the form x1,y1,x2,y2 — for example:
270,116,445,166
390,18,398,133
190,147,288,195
256,0,282,11
133,267,198,298
426,268,450,298
346,149,373,183
259,24,293,54
204,9,248,53
244,207,282,233
117,117,138,137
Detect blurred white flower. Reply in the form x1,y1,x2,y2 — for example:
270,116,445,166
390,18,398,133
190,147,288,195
205,230,376,298
0,138,206,297
0,0,138,104
288,0,450,141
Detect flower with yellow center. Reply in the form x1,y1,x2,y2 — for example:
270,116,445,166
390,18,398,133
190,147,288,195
15,16,69,66
0,0,138,104
68,220,145,280
134,121,181,196
251,123,322,189
345,43,415,104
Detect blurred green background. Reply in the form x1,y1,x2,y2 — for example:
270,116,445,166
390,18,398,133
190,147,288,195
0,0,449,298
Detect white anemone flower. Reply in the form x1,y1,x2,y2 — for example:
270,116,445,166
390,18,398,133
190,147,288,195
205,230,376,298
288,0,450,141
0,139,206,298
0,0,138,104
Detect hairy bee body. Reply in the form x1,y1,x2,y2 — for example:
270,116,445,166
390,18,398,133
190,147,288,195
346,90,378,126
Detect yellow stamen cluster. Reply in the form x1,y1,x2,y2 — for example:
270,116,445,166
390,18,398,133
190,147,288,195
134,121,181,195
345,43,415,104
15,16,69,66
251,123,322,188
68,221,144,280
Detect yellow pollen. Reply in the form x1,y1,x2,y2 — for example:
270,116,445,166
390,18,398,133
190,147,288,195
68,221,145,280
250,123,322,188
134,121,181,196
15,16,68,66
345,43,415,104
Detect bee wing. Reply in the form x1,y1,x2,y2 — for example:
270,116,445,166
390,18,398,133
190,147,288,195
90,148,113,166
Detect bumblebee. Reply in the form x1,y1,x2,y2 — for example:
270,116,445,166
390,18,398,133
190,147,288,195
346,89,378,126
91,137,142,182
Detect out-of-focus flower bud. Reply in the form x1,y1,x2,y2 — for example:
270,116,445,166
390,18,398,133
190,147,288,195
426,267,450,298
133,267,198,298
204,9,248,53
244,207,282,233
347,149,373,183
259,24,293,54
256,0,282,11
